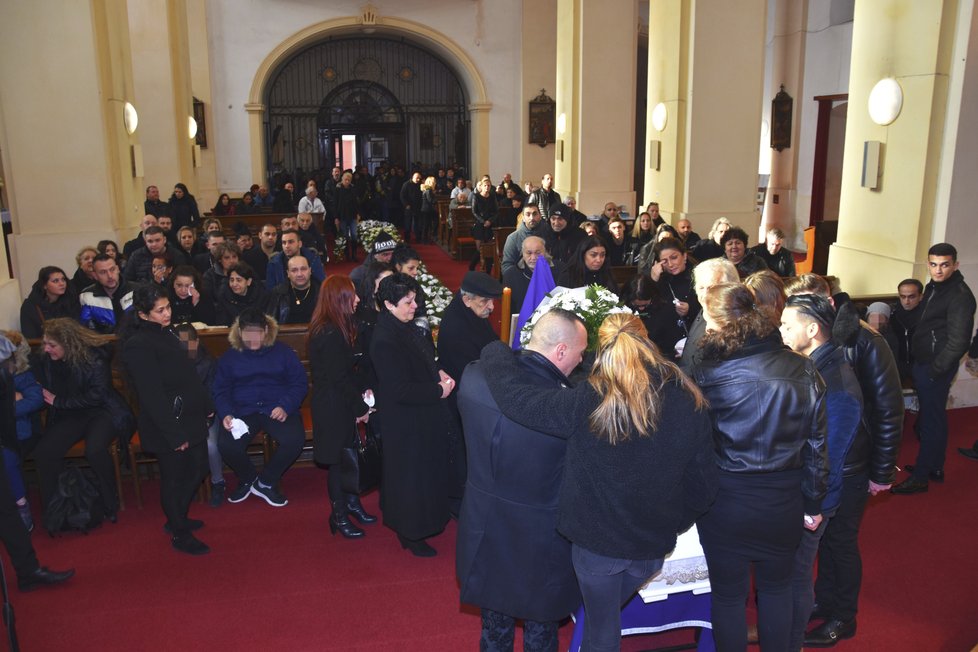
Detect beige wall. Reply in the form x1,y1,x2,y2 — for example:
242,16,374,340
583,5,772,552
520,0,558,187
0,0,143,326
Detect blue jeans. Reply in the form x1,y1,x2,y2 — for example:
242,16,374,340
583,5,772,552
789,508,834,651
2,448,26,502
911,363,957,477
572,544,663,652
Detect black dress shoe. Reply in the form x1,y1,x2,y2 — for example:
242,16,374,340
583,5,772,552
397,534,436,557
958,446,978,461
171,533,210,555
891,477,929,495
902,465,944,482
18,567,76,592
163,518,204,534
805,618,856,647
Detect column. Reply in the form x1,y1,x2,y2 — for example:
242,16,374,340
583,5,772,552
827,0,963,294
469,102,493,178
643,0,767,235
520,0,558,184
0,0,143,307
761,0,809,242
128,0,197,197
555,0,638,215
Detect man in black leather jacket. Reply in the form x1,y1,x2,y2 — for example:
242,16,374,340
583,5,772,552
785,274,903,647
894,243,976,493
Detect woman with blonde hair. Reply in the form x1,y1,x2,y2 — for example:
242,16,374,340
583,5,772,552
691,216,732,262
1,330,44,530
470,176,498,271
478,313,718,651
31,318,134,527
690,283,828,651
70,246,99,295
419,175,438,245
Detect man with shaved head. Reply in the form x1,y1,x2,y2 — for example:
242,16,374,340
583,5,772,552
457,308,588,652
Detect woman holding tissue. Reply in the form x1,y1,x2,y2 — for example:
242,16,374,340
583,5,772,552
308,276,376,539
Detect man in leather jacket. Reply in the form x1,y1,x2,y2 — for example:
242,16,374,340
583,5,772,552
785,274,903,646
893,243,976,493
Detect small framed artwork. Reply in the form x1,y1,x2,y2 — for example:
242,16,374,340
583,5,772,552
529,89,555,147
370,139,388,158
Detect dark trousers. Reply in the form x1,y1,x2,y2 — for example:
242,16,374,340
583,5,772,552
698,470,802,652
217,412,304,486
813,473,869,622
789,508,834,651
480,608,558,652
0,453,39,577
34,410,118,514
156,441,207,537
911,363,956,477
404,209,421,240
572,544,664,652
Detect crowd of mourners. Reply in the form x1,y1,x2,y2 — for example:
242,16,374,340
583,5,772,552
3,166,976,652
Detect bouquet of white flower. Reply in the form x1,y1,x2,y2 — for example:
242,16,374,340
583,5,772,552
332,236,347,262
417,262,454,327
357,220,402,252
519,284,634,351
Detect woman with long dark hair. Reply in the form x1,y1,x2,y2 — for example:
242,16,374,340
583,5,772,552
557,236,619,295
370,273,457,556
168,265,216,325
212,193,235,217
20,266,80,338
476,313,718,651
97,240,125,271
215,262,268,326
121,284,213,555
169,182,201,231
308,276,375,538
691,283,828,651
31,318,134,526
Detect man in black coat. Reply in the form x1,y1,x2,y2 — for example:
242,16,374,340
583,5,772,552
399,172,423,243
894,242,976,494
456,309,588,652
437,272,502,516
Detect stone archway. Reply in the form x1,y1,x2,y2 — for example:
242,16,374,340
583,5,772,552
246,11,491,183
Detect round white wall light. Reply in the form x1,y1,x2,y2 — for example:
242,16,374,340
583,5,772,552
188,116,198,139
868,78,903,126
123,102,138,135
651,103,668,132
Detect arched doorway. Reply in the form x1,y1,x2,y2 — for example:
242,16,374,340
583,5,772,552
264,36,469,182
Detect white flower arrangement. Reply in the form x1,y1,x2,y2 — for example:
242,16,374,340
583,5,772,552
357,220,402,252
519,284,634,351
332,236,347,262
416,262,454,327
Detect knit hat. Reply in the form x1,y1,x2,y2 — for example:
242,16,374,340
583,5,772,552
866,302,891,318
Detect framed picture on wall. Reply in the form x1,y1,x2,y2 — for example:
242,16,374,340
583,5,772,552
370,139,388,158
529,89,555,147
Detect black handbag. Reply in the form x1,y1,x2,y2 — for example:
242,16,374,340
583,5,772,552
339,421,382,495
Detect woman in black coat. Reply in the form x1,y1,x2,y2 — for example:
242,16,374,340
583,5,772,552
215,262,269,326
470,177,498,271
691,283,828,651
308,275,374,539
30,318,134,526
370,273,456,557
121,284,213,555
168,182,201,231
557,236,620,295
20,266,80,339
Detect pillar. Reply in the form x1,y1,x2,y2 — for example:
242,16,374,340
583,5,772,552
827,0,962,294
469,102,493,178
761,0,809,243
0,0,143,309
128,0,197,197
520,0,558,185
644,0,767,236
555,0,638,215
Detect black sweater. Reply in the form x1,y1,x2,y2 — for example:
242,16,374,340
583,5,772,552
479,341,718,560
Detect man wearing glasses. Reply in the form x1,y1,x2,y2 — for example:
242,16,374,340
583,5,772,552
892,242,976,494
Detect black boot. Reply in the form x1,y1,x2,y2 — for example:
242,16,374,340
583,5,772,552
329,501,365,538
346,494,377,524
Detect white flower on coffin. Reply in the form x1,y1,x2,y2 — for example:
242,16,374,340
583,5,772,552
519,285,633,351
